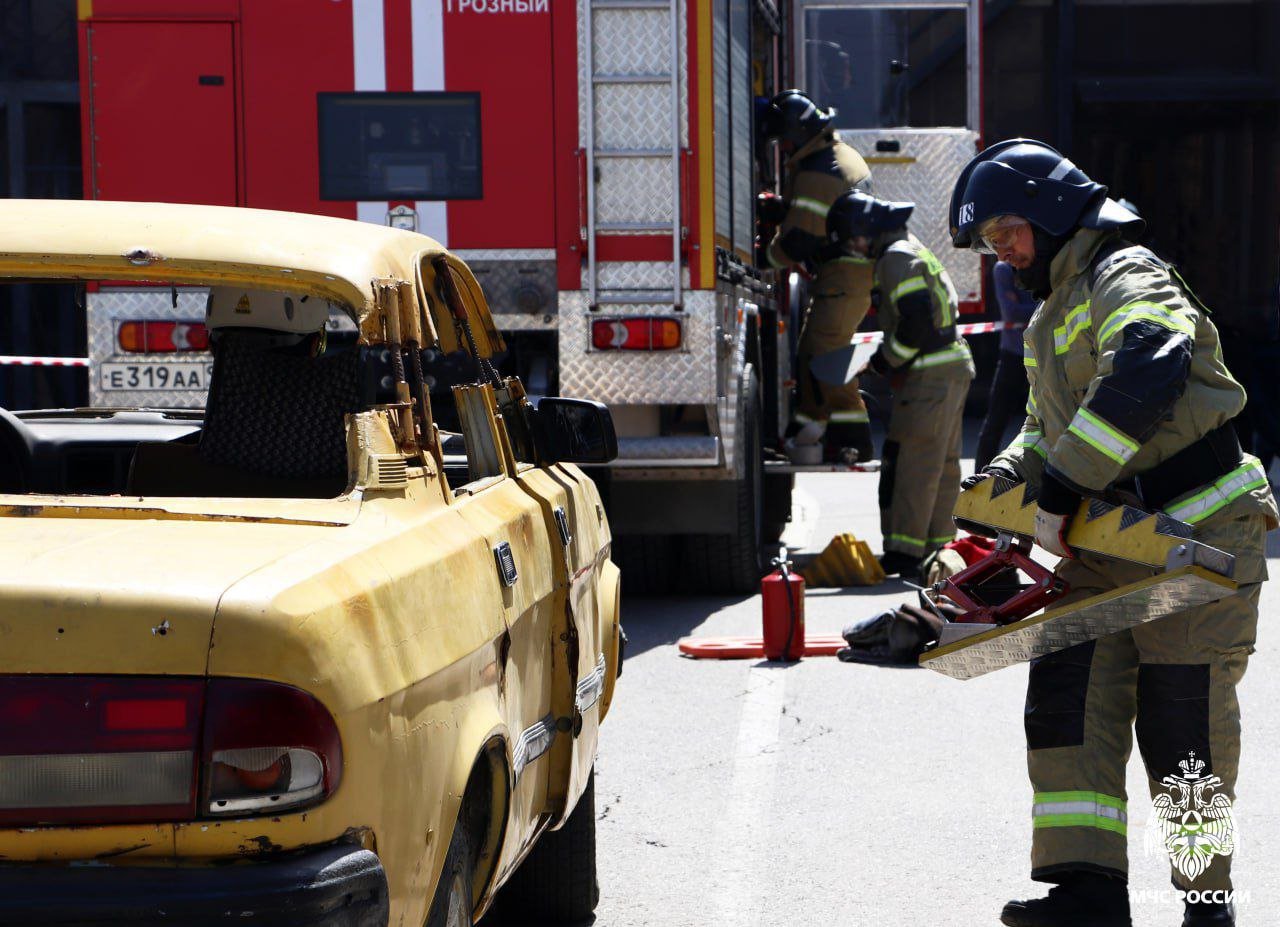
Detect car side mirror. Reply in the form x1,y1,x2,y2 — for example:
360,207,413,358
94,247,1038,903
535,397,617,464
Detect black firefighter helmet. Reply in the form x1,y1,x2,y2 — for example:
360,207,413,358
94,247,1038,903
759,89,835,148
827,190,914,245
949,138,1143,249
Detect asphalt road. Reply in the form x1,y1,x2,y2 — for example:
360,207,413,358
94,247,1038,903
590,466,1280,927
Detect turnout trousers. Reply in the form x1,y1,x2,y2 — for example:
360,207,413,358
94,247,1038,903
1026,509,1268,892
796,258,873,448
878,367,969,557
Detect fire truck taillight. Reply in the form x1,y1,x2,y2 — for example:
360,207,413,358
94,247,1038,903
117,321,210,353
591,317,682,351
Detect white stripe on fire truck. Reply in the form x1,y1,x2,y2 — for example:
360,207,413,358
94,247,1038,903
413,0,449,245
354,0,390,226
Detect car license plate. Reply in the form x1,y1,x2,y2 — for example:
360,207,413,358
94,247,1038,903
100,362,213,392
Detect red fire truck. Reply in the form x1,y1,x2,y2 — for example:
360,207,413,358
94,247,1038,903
78,0,982,592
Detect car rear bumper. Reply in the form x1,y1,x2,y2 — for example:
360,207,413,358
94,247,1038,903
0,841,387,926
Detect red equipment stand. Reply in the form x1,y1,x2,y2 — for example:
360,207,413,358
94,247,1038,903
938,534,1068,624
678,562,846,660
677,635,848,660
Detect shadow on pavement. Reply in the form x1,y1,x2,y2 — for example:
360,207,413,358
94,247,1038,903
620,592,753,660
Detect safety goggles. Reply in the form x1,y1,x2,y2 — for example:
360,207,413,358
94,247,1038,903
974,214,1030,254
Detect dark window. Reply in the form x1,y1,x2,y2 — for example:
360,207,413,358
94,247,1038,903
317,92,482,201
23,102,79,198
804,8,967,129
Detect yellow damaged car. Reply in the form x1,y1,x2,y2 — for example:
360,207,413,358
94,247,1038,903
0,201,623,926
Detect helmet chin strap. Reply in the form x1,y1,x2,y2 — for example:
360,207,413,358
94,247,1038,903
1014,227,1072,299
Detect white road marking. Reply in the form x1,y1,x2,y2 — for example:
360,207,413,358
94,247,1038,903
708,665,787,926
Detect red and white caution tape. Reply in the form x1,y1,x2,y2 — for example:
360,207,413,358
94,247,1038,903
850,319,1024,344
0,355,90,368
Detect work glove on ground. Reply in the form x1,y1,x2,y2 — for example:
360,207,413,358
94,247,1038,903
960,464,1018,491
1034,471,1082,559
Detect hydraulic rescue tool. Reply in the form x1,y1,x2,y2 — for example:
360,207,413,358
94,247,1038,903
918,474,1238,680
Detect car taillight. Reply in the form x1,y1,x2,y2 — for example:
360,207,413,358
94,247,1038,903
591,317,681,351
117,320,210,353
201,678,342,816
0,676,204,825
0,676,341,825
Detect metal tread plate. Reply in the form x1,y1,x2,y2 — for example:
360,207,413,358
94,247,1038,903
919,565,1238,681
953,479,1217,571
764,460,880,473
839,128,982,306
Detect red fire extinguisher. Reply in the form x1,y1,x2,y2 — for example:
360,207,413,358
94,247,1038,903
761,558,805,661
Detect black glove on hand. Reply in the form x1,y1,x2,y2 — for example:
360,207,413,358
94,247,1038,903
1034,471,1083,558
960,465,1018,491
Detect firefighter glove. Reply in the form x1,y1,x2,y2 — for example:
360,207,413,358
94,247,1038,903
1034,471,1081,558
960,465,1017,491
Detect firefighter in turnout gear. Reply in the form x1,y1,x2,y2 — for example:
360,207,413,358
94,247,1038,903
951,139,1278,927
759,89,875,463
827,190,974,578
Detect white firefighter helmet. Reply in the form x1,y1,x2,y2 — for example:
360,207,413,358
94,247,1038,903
205,286,333,334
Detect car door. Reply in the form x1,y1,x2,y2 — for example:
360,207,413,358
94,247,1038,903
447,384,562,862
512,454,613,819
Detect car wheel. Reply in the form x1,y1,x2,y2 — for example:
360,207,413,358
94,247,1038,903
487,769,599,923
426,818,475,927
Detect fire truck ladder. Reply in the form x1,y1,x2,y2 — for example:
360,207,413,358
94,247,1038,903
584,0,682,310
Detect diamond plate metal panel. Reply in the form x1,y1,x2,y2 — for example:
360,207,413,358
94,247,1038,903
594,8,671,75
558,289,718,406
921,567,1237,681
593,83,673,151
840,128,983,305
87,289,211,409
616,436,718,460
596,262,690,290
596,159,676,225
451,249,556,262
579,0,688,147
467,260,557,318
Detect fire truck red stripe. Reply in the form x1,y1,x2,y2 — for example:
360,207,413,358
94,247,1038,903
383,0,413,92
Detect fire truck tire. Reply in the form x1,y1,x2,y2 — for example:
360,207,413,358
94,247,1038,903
485,769,599,923
682,369,764,594
611,534,675,596
763,472,795,543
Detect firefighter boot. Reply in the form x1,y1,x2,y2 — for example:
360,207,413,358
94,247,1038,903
1000,872,1131,927
876,550,921,581
1183,899,1234,926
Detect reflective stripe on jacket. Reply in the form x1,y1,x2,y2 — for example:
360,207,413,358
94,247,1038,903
766,132,870,278
872,231,974,380
991,228,1278,577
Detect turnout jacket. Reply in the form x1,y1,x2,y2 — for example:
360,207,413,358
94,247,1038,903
870,230,974,379
766,130,871,290
992,227,1278,577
